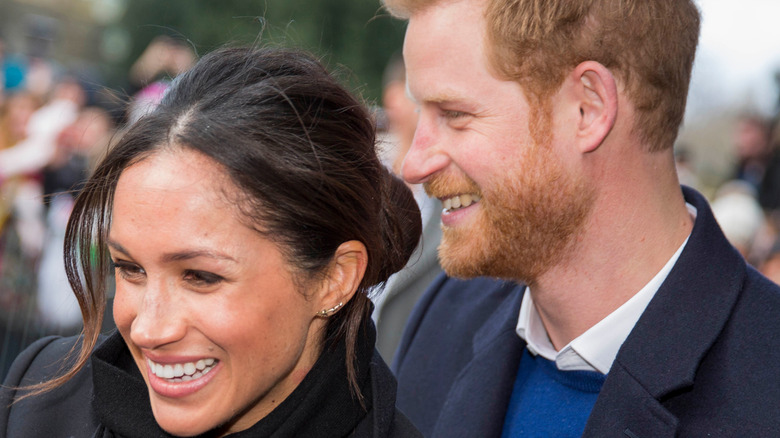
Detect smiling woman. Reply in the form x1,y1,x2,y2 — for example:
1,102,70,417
0,47,423,437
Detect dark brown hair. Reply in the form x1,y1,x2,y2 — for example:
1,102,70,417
33,47,421,400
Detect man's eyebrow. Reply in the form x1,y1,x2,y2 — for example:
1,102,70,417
424,92,463,104
106,239,237,263
406,83,465,106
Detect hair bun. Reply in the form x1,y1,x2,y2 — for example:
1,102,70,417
376,168,422,284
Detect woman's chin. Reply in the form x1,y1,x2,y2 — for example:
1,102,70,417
156,418,214,438
150,402,219,437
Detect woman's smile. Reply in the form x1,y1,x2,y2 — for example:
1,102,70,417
146,357,218,382
145,356,222,399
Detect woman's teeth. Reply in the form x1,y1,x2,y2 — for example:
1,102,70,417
147,358,217,382
443,194,481,212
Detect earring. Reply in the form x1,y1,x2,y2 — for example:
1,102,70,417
318,302,343,317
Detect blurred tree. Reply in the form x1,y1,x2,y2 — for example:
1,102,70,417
116,0,405,102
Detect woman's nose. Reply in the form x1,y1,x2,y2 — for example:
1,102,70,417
129,281,187,349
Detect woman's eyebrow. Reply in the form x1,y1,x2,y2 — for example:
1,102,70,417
107,240,236,264
161,250,237,263
107,239,130,256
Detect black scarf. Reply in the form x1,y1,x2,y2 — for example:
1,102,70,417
90,323,374,437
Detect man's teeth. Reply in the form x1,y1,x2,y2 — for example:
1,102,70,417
147,358,217,382
443,194,481,212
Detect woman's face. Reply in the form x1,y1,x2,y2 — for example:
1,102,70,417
109,148,327,436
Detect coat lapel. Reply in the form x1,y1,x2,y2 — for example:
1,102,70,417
584,362,679,438
432,283,526,438
585,187,746,437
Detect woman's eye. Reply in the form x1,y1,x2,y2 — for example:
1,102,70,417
111,260,146,282
183,270,224,287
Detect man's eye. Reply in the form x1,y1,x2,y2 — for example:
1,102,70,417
442,110,468,119
183,270,224,287
111,260,146,282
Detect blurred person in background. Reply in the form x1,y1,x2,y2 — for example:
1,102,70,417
36,106,115,334
0,92,40,152
760,238,780,285
373,53,442,362
0,33,28,107
0,91,42,370
0,34,5,105
0,78,84,181
0,91,41,239
673,144,701,192
758,115,780,221
711,179,768,264
0,78,85,378
732,113,771,193
0,90,41,266
126,36,195,124
381,53,419,177
0,78,84,261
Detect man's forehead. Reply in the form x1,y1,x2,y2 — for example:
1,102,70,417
404,84,470,107
400,0,517,116
403,2,487,70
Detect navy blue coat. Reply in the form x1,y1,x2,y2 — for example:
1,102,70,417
393,187,780,437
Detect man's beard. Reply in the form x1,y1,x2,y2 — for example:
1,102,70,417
425,141,594,284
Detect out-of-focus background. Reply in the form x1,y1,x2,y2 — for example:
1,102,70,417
2,0,780,374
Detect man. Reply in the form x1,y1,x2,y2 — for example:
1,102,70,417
374,53,443,362
382,0,780,436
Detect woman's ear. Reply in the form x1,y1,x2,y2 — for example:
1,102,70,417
315,240,368,317
568,61,618,154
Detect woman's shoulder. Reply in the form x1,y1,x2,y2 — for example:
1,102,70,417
4,336,81,383
353,350,423,437
1,334,103,438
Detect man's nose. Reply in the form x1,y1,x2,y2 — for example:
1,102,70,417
402,114,451,185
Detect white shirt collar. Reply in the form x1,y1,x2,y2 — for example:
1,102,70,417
516,203,697,374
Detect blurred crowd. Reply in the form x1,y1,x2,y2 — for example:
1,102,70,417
0,34,194,376
694,112,780,285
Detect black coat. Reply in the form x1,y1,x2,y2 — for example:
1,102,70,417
393,186,780,437
2,325,420,438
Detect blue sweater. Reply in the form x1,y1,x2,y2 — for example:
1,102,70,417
501,349,606,437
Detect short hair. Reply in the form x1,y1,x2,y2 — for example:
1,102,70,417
383,0,701,152
35,47,422,401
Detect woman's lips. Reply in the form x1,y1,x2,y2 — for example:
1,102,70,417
145,356,221,398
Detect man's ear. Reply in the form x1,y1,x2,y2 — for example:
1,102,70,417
315,240,368,317
568,61,618,153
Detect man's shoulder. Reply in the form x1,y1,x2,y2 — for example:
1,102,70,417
397,274,523,356
726,265,780,341
392,274,526,436
671,268,780,434
413,274,521,319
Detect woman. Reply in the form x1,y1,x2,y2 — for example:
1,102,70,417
1,47,423,437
